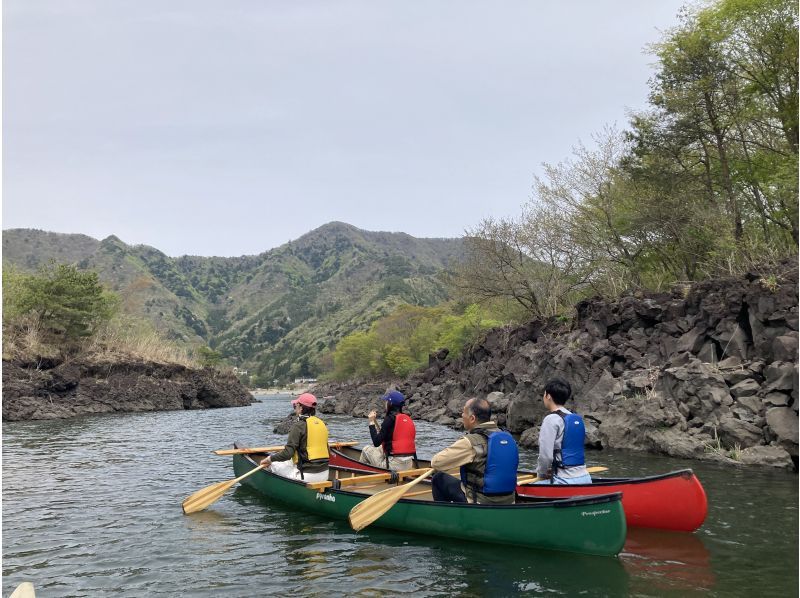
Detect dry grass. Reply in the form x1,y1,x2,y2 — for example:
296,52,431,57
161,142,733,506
702,426,742,461
2,313,60,362
3,313,197,367
86,318,196,366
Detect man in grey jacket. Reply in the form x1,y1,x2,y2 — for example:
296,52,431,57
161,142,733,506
536,378,592,485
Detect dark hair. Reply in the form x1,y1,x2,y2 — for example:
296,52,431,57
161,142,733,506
386,402,403,415
300,405,316,416
466,397,491,423
544,378,572,405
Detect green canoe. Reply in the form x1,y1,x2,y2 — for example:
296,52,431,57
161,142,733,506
232,451,627,557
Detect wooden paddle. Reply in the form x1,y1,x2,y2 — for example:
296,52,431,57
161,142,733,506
307,467,430,491
516,466,608,485
182,464,267,514
9,582,35,598
213,441,358,456
348,468,435,531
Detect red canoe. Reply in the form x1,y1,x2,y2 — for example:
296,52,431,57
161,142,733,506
329,445,707,532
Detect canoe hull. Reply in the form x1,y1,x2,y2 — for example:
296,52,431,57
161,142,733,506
329,446,707,532
517,471,707,532
232,453,627,557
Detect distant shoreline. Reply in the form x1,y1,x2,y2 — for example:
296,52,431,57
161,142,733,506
250,387,315,396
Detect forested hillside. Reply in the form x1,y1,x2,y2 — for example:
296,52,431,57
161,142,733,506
2,223,463,384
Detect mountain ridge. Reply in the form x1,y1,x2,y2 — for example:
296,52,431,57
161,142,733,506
3,223,465,383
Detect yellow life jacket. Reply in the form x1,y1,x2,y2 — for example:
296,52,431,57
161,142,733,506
292,416,329,463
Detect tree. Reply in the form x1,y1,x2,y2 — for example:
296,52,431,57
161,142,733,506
4,262,118,341
196,346,223,367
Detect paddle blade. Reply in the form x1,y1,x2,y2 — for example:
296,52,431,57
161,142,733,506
348,469,434,531
10,583,36,598
182,479,237,514
182,464,267,514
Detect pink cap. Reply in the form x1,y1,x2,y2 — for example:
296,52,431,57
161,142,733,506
292,393,317,408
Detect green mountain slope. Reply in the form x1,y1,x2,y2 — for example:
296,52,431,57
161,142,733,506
2,223,464,382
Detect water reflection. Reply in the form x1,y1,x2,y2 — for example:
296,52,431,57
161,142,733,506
622,528,715,595
229,483,629,597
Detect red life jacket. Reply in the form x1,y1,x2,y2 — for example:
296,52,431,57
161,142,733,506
387,413,416,455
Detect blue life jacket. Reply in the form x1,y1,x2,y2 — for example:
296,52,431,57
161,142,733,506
554,410,585,469
461,428,519,496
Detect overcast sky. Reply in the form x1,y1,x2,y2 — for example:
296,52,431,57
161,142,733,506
3,1,686,257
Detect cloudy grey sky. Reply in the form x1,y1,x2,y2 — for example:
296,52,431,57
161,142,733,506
4,1,685,257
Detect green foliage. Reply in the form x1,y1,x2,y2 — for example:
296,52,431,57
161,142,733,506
3,262,118,341
454,0,798,311
327,303,500,380
196,345,223,367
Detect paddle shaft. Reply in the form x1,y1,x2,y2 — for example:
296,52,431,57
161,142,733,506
213,441,358,456
307,467,431,491
516,466,608,485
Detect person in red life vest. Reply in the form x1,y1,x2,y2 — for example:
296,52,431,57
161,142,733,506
535,378,592,485
358,390,417,471
430,397,519,505
259,393,330,483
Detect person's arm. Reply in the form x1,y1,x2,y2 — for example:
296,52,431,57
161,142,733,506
370,414,394,447
431,436,475,472
536,414,560,477
270,422,303,462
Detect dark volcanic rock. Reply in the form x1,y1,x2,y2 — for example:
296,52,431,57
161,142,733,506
314,262,799,470
2,356,253,421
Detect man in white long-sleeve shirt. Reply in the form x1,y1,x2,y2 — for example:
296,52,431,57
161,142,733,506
536,378,593,485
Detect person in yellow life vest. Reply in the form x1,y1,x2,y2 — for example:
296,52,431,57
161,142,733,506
359,390,417,471
259,393,329,483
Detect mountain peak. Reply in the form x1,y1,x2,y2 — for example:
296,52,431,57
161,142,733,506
100,234,126,246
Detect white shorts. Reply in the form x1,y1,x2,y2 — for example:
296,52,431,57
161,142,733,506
269,460,329,483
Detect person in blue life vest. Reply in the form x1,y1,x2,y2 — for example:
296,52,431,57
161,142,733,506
259,393,330,483
359,390,417,471
535,378,592,485
430,397,519,505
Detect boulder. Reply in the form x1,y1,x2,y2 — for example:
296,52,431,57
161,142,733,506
506,393,542,434
676,326,707,354
772,334,798,363
729,378,760,398
763,392,791,407
519,426,540,449
737,445,795,469
717,413,764,446
765,407,799,455
736,395,763,414
763,362,797,392
485,391,509,413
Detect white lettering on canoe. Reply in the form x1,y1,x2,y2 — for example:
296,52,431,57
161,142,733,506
315,492,335,503
581,509,611,517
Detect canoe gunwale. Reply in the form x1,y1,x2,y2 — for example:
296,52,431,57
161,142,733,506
330,446,699,487
237,450,625,511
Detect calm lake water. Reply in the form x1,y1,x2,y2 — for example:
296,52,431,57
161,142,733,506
3,394,798,597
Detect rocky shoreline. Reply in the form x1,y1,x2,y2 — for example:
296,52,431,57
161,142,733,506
2,356,254,421
315,264,798,470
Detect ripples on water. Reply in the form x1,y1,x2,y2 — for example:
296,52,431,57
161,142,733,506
3,394,797,597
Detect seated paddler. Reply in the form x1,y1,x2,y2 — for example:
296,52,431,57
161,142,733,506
359,390,417,472
430,397,519,505
259,393,330,483
535,378,592,485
